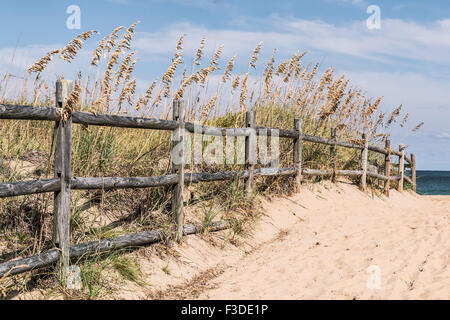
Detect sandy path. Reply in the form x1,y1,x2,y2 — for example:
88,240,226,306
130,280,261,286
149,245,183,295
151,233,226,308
12,182,448,300
197,183,450,300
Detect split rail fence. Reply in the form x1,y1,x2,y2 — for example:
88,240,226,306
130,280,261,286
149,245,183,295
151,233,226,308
0,80,417,281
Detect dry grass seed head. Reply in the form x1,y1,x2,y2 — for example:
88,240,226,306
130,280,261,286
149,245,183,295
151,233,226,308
386,104,402,127
412,122,424,133
240,72,249,111
28,49,60,73
249,42,263,70
194,36,206,66
60,30,99,63
222,55,236,83
400,113,409,127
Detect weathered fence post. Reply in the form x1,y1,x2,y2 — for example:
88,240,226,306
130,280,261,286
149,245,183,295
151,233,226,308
411,153,417,192
245,111,256,198
398,144,405,192
330,127,337,183
293,118,303,191
53,79,73,284
360,133,368,192
172,99,185,242
384,139,391,197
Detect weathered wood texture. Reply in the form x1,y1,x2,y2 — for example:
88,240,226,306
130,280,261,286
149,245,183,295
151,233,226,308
330,128,337,183
360,133,369,191
398,144,406,192
411,153,417,192
404,175,414,185
73,111,178,131
367,172,389,181
405,155,412,165
185,122,250,137
384,140,391,196
0,103,404,159
0,221,229,278
0,169,290,198
0,167,397,198
0,104,178,130
71,175,178,190
53,79,73,282
302,168,333,176
172,100,185,242
0,179,60,198
245,111,256,197
293,118,303,189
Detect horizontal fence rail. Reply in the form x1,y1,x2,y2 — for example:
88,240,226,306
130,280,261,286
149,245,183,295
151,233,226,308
0,104,409,160
0,221,229,278
0,80,417,282
3,168,405,198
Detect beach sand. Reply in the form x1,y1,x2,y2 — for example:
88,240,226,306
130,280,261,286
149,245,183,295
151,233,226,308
194,182,449,300
11,181,449,300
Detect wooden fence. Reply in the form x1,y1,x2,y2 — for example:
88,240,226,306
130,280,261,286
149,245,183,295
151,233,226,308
0,80,416,281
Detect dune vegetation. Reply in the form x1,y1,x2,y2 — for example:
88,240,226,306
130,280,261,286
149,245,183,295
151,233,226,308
0,22,420,298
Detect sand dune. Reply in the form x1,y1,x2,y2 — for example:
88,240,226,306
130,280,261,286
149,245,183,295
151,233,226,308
195,183,450,300
14,182,449,300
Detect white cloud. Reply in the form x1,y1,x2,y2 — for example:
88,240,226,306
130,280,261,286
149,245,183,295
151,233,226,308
132,16,450,70
436,132,450,139
0,44,60,72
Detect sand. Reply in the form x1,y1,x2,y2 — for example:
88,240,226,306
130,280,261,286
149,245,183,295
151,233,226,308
12,181,449,300
195,182,449,300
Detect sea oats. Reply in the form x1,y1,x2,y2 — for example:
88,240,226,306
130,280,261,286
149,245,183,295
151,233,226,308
91,37,107,66
28,49,60,73
232,74,241,92
114,52,135,91
175,73,199,99
196,65,216,85
209,44,224,71
386,104,402,127
249,42,262,70
400,113,409,128
106,26,124,51
240,72,249,111
90,26,124,66
222,55,236,83
118,78,136,107
412,122,424,133
194,36,206,66
181,66,187,81
365,96,382,117
283,52,302,82
117,21,139,53
275,60,288,76
174,34,186,60
60,30,98,63
124,59,138,83
264,49,276,96
145,79,157,100
304,63,319,81
200,94,218,119
162,56,182,97
135,95,145,111
61,81,82,120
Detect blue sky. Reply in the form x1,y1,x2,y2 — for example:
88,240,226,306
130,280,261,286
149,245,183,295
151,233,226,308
0,0,449,170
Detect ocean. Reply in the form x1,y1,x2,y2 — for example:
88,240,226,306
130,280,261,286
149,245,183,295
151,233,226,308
415,170,450,195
